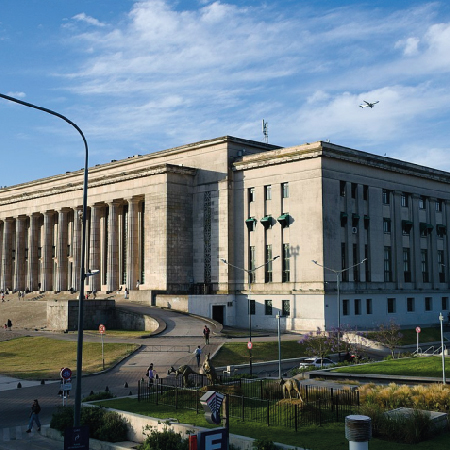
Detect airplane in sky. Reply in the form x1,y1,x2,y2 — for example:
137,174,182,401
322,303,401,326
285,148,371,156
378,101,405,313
359,100,379,108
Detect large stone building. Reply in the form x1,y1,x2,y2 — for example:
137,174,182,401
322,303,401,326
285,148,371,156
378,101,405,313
1,136,449,332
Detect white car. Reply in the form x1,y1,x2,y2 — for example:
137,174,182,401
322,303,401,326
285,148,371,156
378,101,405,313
298,357,335,369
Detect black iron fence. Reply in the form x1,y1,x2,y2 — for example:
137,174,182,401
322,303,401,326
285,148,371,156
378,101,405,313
137,377,359,429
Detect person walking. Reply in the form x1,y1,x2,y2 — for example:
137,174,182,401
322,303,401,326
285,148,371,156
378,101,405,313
194,345,202,368
146,363,157,386
26,399,41,433
124,287,129,299
203,325,210,344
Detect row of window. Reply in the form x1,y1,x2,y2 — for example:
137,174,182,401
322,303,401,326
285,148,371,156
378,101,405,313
382,218,447,238
249,299,291,316
342,296,449,316
249,183,289,202
249,244,291,283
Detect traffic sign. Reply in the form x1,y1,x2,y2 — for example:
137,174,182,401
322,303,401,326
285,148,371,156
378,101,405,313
99,324,106,334
60,367,72,380
247,341,252,350
416,327,421,333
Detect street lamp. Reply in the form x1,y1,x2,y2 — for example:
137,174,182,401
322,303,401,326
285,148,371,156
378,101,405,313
311,258,367,360
276,314,285,379
221,255,279,375
439,312,446,385
0,93,90,427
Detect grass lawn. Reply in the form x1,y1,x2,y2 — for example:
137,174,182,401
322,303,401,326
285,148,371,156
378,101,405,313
366,327,443,346
82,329,151,338
0,336,139,379
212,341,306,367
332,356,449,377
93,397,449,450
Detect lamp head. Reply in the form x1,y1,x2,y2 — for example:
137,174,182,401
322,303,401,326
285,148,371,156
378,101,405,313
220,259,227,264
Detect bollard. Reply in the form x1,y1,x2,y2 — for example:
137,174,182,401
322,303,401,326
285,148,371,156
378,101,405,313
124,382,128,388
105,386,109,392
17,382,22,388
129,391,133,396
345,415,371,450
41,380,45,385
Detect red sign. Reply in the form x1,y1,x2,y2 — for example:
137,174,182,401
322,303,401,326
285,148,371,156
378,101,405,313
416,327,421,333
60,367,72,380
247,341,253,350
99,324,106,334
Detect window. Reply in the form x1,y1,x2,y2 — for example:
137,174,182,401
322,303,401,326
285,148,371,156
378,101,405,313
382,189,390,205
419,196,426,209
420,222,433,237
340,212,348,227
52,245,56,258
366,298,372,315
25,248,29,259
265,245,273,283
365,245,371,282
282,182,289,198
265,185,272,201
442,297,449,311
265,299,272,315
249,246,256,283
342,299,349,316
425,297,432,311
403,248,411,282
38,247,42,258
437,224,447,238
383,218,391,233
340,181,346,197
401,193,409,207
282,244,290,282
402,220,413,235
363,185,368,201
341,243,348,282
248,187,255,203
387,298,396,314
351,183,357,199
384,246,392,282
436,199,443,212
249,299,255,315
11,249,15,260
438,250,445,283
421,250,429,282
407,297,415,312
282,300,290,316
354,299,361,315
353,244,359,281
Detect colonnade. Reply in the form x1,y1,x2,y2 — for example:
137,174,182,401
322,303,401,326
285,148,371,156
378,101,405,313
0,197,144,293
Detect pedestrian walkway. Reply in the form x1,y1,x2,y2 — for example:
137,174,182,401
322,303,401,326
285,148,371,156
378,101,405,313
0,428,63,450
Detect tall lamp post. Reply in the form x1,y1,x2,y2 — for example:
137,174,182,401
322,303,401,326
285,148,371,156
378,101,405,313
221,255,279,375
311,258,367,360
0,93,92,427
439,312,446,385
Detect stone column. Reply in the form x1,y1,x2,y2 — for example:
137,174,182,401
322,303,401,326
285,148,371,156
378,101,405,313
72,207,82,291
14,216,26,291
27,213,40,291
1,219,13,292
89,204,101,292
41,211,54,292
127,198,140,290
107,202,119,291
56,209,68,292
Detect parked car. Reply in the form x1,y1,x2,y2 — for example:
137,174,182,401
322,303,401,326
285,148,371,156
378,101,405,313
298,357,335,369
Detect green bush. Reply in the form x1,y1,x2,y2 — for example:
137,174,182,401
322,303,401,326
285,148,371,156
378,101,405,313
83,391,115,402
252,438,281,450
50,406,128,442
137,425,189,450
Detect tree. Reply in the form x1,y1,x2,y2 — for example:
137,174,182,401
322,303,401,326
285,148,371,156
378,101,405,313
372,320,403,357
298,328,335,364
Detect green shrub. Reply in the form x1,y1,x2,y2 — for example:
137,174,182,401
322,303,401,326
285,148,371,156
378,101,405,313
252,438,281,450
83,391,115,402
50,406,73,434
138,425,189,450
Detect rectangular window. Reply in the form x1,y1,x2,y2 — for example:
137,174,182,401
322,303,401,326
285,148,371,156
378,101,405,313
353,244,359,281
340,181,346,197
265,299,272,315
419,196,426,209
249,299,256,315
421,250,429,282
282,182,289,199
403,248,411,282
407,297,415,312
387,298,396,314
384,246,392,282
365,245,370,282
342,299,349,316
442,297,449,311
249,246,256,284
401,193,409,207
436,199,443,212
354,299,361,315
366,298,372,315
282,300,290,316
382,189,390,205
425,297,432,311
24,248,28,259
351,183,357,199
282,244,290,282
341,243,348,282
265,245,273,283
383,218,391,233
248,187,255,203
438,250,445,283
265,185,272,201
51,245,56,258
363,185,368,201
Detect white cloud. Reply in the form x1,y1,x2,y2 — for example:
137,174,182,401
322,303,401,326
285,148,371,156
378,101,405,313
72,13,106,27
395,37,419,56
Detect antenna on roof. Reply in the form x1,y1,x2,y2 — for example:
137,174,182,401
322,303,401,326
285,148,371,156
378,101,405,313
262,120,268,143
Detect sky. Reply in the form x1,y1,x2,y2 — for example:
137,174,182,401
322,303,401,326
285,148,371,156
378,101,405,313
1,0,450,186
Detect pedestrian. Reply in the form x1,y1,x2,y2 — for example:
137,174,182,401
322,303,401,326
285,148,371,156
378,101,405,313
1,292,4,302
21,290,25,300
194,345,202,367
136,280,140,290
17,291,21,300
203,325,210,344
93,290,97,300
146,363,157,386
7,318,12,331
26,399,41,433
124,287,129,299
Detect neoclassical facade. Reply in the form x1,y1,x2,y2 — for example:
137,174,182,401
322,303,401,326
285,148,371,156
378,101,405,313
1,136,450,331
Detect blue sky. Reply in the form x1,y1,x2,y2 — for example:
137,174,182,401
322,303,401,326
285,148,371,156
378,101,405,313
1,0,450,186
